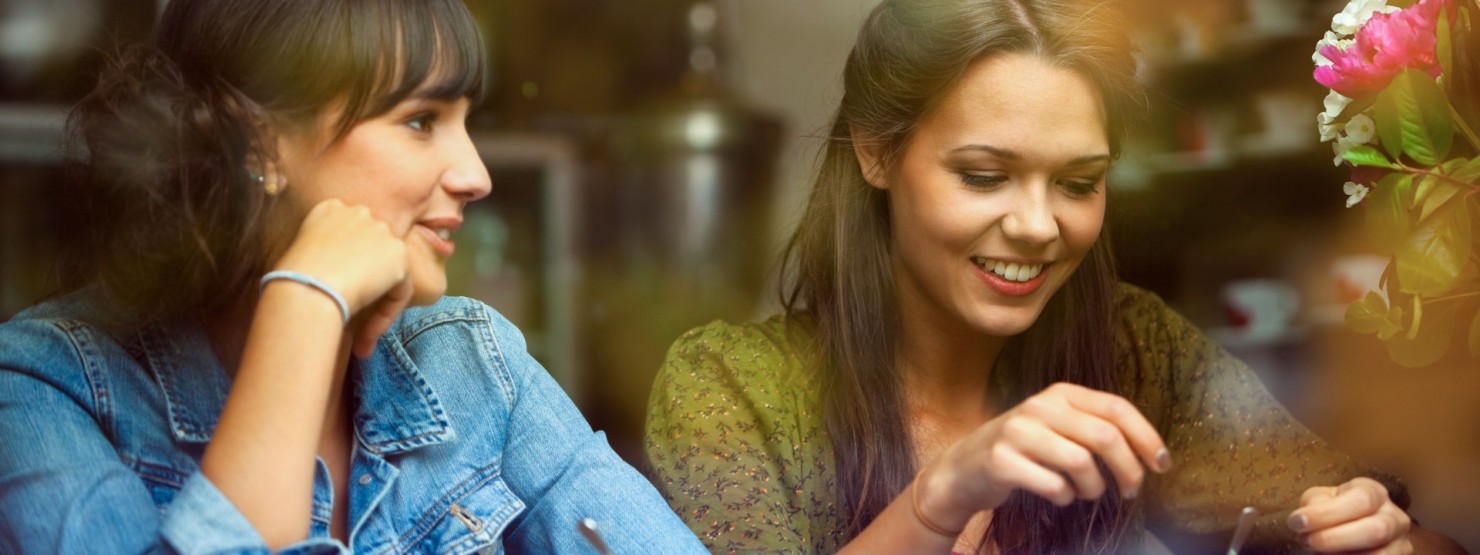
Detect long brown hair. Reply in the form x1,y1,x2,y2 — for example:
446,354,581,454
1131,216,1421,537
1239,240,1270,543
61,0,486,324
777,0,1144,552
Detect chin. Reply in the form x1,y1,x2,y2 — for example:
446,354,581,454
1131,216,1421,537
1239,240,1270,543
968,305,1045,337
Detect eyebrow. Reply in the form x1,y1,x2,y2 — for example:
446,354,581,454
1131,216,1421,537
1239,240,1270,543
951,144,1111,167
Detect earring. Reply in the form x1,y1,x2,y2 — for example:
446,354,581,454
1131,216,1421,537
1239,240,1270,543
264,173,284,196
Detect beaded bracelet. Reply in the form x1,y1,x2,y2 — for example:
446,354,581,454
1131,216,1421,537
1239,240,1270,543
259,270,350,324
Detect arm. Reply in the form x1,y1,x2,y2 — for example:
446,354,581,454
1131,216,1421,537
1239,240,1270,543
0,329,263,553
484,307,706,554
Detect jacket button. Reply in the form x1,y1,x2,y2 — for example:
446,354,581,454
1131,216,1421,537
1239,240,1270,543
358,474,373,485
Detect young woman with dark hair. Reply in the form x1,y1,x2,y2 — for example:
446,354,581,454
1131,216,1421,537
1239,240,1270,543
644,0,1464,552
0,0,705,552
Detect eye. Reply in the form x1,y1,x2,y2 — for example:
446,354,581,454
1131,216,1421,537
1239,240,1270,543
1059,176,1102,196
406,111,438,133
959,172,1008,189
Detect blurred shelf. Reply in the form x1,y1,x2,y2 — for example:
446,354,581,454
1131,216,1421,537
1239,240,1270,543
0,104,68,165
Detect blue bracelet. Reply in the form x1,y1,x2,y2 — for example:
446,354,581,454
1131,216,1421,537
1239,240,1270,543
259,270,350,324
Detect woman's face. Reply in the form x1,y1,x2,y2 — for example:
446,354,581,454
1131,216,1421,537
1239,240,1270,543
273,84,492,306
863,53,1109,338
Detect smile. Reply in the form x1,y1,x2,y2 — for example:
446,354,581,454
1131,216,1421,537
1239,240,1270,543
970,257,1044,282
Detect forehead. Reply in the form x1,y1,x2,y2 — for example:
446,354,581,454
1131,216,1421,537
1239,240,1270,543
915,53,1109,161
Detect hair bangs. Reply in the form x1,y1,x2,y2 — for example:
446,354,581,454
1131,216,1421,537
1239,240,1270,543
333,0,487,138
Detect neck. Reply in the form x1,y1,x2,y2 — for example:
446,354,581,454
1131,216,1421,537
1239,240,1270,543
892,268,1005,412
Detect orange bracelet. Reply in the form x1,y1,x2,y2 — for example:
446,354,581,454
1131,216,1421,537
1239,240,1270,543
911,479,963,538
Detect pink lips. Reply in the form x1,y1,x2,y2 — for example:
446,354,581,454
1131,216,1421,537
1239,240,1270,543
972,263,1049,297
416,218,461,258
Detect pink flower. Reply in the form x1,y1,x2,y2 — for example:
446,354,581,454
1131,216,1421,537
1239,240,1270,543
1313,0,1446,97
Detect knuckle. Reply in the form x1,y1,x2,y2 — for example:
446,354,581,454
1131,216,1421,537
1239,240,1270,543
1088,422,1119,450
1019,395,1051,415
1062,449,1093,473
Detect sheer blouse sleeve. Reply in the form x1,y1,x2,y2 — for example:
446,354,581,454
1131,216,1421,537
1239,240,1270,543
642,317,844,553
1116,285,1407,552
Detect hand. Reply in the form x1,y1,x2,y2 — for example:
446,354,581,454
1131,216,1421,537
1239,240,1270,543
270,199,412,357
916,383,1171,532
1291,477,1412,554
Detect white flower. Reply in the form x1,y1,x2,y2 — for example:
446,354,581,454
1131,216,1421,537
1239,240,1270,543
1344,182,1370,207
1318,90,1353,142
1333,136,1360,166
1331,0,1401,35
1344,113,1377,145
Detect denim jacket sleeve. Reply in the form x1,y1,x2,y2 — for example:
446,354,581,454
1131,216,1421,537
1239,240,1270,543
0,318,339,555
477,306,707,554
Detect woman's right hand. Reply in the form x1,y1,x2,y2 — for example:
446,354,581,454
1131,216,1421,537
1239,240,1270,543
915,382,1172,532
269,198,414,357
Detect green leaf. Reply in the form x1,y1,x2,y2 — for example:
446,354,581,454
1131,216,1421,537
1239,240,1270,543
1384,297,1456,367
1367,173,1413,255
1388,69,1455,165
1374,89,1405,160
1346,291,1389,335
1396,197,1473,295
1468,307,1480,359
1379,303,1406,341
1342,145,1399,169
1450,157,1480,184
1414,175,1464,222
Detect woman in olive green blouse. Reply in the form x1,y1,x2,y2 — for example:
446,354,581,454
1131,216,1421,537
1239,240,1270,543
644,0,1466,553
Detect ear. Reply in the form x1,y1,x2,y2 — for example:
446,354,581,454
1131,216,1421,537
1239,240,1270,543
849,124,889,190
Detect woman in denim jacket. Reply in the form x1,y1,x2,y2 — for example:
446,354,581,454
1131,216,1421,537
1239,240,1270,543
0,0,705,553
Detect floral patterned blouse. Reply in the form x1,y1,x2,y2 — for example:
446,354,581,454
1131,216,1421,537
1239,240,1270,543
643,284,1405,553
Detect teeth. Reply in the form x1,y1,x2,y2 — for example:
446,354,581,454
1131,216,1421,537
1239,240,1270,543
974,257,1044,283
436,229,451,241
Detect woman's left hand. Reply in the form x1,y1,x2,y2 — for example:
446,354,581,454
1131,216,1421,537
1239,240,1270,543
1290,477,1411,554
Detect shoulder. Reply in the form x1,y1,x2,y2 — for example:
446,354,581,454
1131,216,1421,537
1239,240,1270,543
0,291,132,382
656,312,819,397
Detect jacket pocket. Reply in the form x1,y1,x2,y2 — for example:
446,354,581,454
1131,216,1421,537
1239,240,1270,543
398,461,526,555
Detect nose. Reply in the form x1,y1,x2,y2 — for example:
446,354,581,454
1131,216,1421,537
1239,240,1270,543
1001,181,1058,247
442,131,492,202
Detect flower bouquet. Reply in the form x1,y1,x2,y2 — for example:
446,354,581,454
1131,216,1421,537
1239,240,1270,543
1314,0,1480,366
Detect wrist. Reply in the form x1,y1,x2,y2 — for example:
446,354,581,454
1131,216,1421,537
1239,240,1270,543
259,270,351,325
912,464,968,537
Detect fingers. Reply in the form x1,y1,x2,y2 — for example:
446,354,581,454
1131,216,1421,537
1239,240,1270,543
991,445,1077,507
1292,478,1389,533
1000,416,1107,502
1294,478,1411,553
352,278,413,359
1056,383,1171,474
1299,503,1411,553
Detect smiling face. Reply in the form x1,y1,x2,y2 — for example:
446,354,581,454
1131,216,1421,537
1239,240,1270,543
271,84,492,306
861,52,1109,339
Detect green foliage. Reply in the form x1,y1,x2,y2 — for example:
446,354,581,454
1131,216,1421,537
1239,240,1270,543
1342,145,1398,169
1366,173,1413,255
1396,196,1471,296
1378,69,1454,166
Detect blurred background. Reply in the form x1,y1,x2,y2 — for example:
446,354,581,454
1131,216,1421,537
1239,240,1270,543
0,0,1475,549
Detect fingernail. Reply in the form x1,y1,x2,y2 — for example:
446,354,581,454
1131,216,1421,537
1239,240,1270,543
1155,448,1173,472
1288,512,1307,533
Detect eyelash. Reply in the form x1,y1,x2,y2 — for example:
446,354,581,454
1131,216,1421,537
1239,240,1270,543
957,173,1102,196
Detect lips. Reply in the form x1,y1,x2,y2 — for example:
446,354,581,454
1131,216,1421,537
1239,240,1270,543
970,256,1051,297
416,217,461,257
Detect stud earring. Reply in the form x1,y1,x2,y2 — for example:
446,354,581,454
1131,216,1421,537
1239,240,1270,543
264,173,283,196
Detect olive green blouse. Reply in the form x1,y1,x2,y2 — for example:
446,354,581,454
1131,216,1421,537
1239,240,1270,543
643,284,1402,553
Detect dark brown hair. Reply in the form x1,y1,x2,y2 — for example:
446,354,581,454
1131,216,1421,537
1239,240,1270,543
778,0,1144,552
62,0,486,323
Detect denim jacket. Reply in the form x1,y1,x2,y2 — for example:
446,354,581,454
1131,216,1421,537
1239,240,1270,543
0,292,706,554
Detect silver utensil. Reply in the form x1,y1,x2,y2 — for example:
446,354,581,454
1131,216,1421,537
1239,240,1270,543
1226,506,1258,555
578,517,612,555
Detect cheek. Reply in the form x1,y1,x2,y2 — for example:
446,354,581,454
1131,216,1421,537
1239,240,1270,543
1060,198,1106,254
